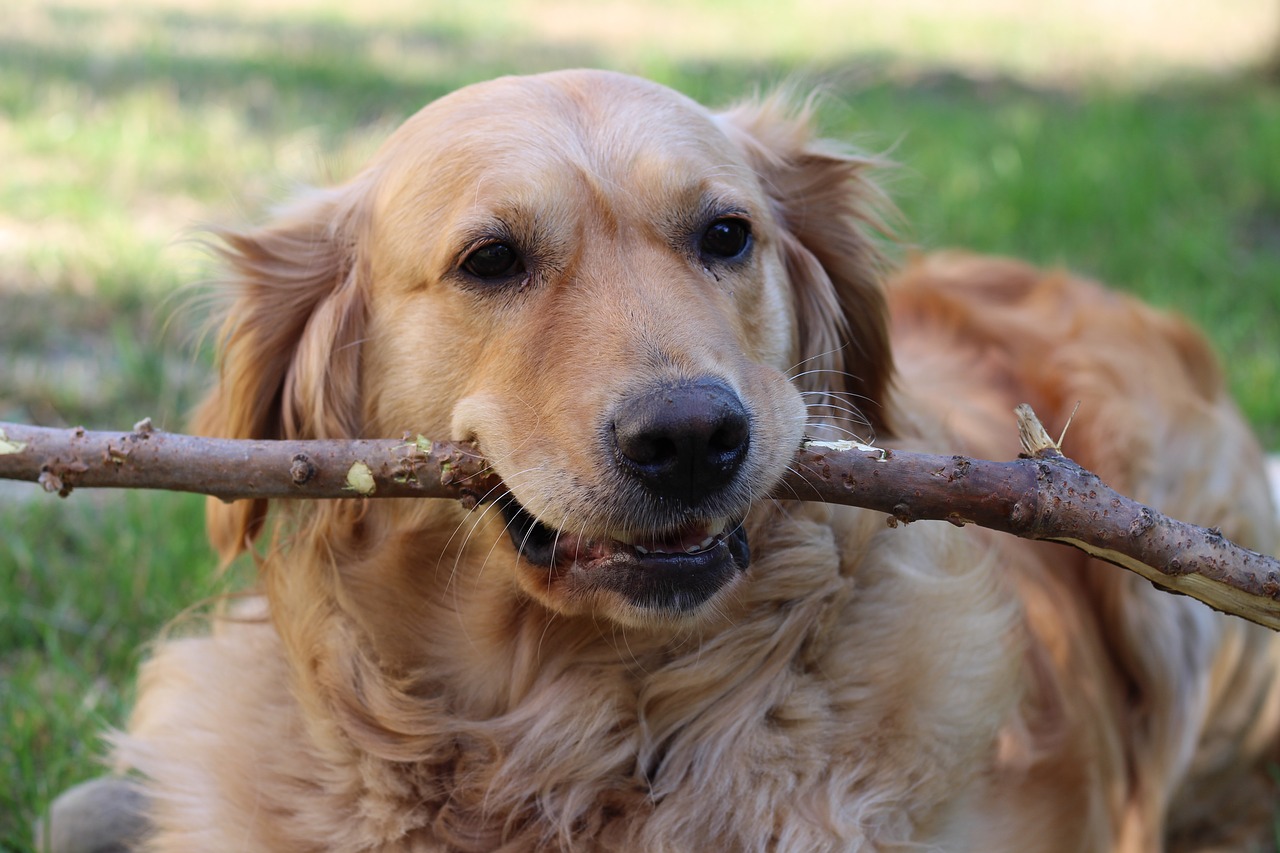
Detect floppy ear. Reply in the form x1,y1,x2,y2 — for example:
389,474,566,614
717,95,895,439
194,183,369,559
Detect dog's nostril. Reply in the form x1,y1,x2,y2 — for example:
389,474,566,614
626,435,678,467
710,418,749,453
612,380,750,504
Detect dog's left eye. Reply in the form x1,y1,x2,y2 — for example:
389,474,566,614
700,218,752,260
462,242,525,280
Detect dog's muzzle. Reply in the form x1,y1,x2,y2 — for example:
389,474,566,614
499,378,755,613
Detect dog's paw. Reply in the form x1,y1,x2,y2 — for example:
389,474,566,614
34,775,150,853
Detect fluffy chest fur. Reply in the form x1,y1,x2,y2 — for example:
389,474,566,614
119,503,1024,852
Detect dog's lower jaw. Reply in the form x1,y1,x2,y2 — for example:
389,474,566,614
498,494,751,623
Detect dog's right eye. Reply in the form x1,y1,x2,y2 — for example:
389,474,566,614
462,242,525,280
699,217,752,261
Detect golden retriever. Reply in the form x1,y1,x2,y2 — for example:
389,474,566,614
112,70,1280,851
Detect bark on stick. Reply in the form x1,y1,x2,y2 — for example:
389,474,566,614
0,419,503,506
2,411,1278,630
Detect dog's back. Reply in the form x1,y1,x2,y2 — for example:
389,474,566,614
890,251,1280,850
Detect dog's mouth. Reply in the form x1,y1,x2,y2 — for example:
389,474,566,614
497,495,749,614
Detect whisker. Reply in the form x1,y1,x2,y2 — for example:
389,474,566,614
784,345,851,381
442,466,562,643
441,464,548,584
800,398,873,422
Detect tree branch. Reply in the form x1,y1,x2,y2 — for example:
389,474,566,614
3,411,1279,630
0,419,504,506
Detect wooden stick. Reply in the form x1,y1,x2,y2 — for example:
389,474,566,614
0,419,503,505
785,407,1280,630
3,411,1279,630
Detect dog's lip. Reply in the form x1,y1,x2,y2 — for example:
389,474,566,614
496,494,750,611
498,495,737,566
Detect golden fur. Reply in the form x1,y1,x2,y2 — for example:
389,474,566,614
114,70,1280,851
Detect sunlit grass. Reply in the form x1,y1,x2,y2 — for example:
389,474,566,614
2,1,1279,849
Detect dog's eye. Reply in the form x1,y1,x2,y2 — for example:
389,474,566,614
462,242,525,280
700,218,752,260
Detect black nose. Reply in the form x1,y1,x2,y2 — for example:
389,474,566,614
611,379,750,504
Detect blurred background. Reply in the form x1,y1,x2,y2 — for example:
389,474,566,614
3,1,1279,848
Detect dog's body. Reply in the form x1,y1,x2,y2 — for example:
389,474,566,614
114,71,1280,851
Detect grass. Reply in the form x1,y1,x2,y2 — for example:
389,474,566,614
2,1,1279,849
1,493,219,842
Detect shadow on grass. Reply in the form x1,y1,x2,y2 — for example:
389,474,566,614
4,3,602,127
2,1,1114,133
0,286,209,431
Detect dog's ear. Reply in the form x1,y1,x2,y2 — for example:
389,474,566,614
718,95,895,438
194,183,369,558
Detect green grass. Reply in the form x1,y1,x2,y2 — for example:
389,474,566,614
2,1,1279,849
847,80,1280,442
0,493,220,843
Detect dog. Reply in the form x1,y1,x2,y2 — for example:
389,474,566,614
108,70,1280,851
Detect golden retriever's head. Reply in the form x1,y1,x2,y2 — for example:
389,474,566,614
199,70,891,627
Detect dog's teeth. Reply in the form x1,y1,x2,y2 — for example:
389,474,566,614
623,522,728,556
688,535,716,553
